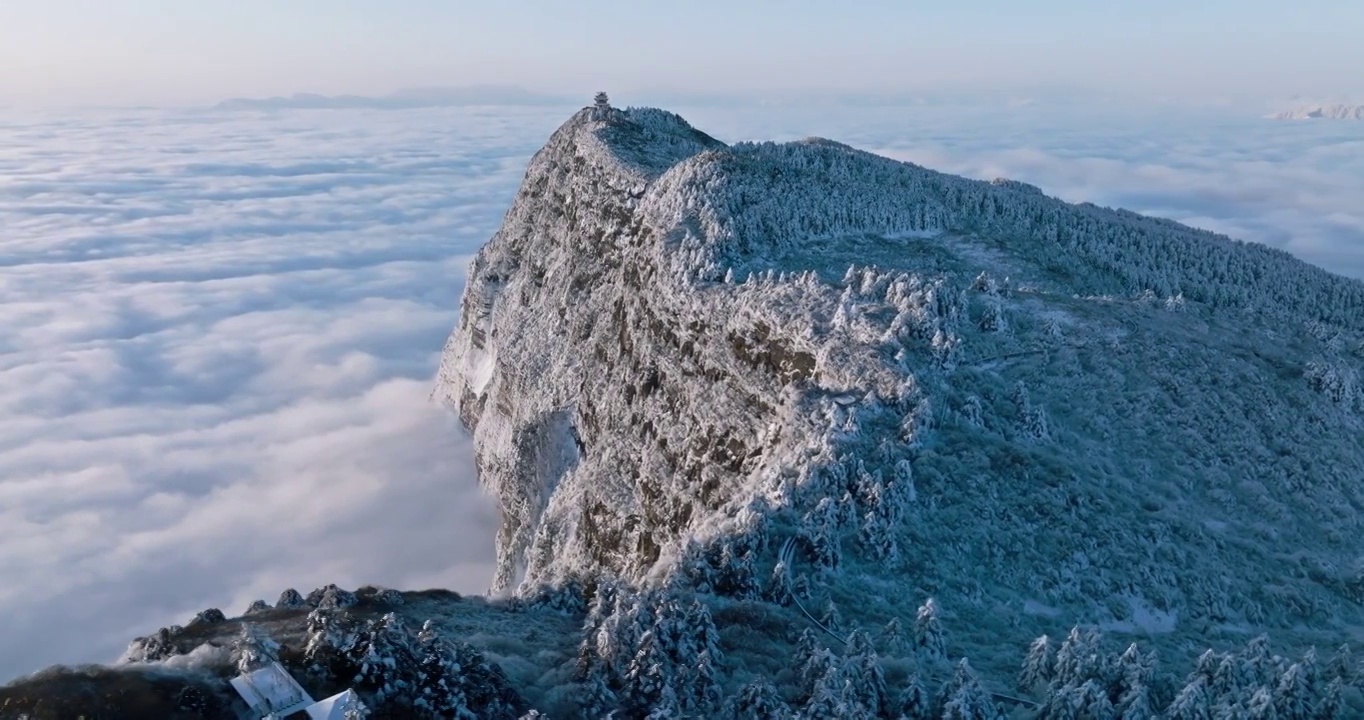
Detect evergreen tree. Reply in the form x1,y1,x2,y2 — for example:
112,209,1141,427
802,497,843,573
842,628,889,717
623,630,670,713
1190,650,1225,686
1115,643,1156,719
1210,654,1245,701
303,607,363,678
691,649,723,713
793,628,821,677
232,623,280,675
939,659,997,720
914,598,946,663
860,503,900,562
1270,662,1314,720
1318,677,1345,720
800,647,840,702
414,622,474,718
881,617,908,657
1245,686,1277,720
821,599,844,635
352,612,420,706
689,598,724,664
1053,626,1103,688
723,678,790,720
1074,679,1115,720
896,672,931,720
1020,634,1055,693
578,666,617,720
1240,635,1278,689
803,665,849,720
767,561,794,606
1165,676,1213,720
1325,645,1354,684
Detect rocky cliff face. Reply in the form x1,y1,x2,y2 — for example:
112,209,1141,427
438,103,1364,662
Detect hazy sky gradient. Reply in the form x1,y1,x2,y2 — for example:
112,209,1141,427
2,1,1362,106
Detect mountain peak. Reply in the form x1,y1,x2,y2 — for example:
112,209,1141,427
438,105,1364,663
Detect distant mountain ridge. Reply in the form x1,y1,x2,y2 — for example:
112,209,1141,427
1270,103,1364,120
214,85,573,111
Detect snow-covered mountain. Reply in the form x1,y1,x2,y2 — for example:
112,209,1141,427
1270,103,1364,120
10,101,1364,718
434,100,1364,704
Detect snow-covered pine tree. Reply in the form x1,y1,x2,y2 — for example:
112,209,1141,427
1190,650,1224,686
803,664,851,720
1019,634,1055,693
717,542,761,599
1270,662,1315,720
1052,626,1101,689
914,598,947,664
843,628,889,717
1245,686,1276,720
802,497,843,573
860,501,900,562
1318,677,1345,720
232,623,280,675
800,647,840,702
623,630,670,713
304,607,363,678
1239,635,1279,690
722,678,791,719
1165,676,1213,720
767,561,794,606
352,612,421,706
896,672,932,720
1210,653,1245,703
691,649,723,713
939,659,998,720
1325,645,1355,684
821,599,844,635
414,621,473,718
881,616,908,657
1074,679,1115,719
793,628,821,678
688,598,723,665
578,666,618,720
1114,642,1157,718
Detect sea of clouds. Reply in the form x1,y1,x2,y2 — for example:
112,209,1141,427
1,99,1360,684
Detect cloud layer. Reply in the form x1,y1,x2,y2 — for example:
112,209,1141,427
2,101,1359,684
0,105,570,682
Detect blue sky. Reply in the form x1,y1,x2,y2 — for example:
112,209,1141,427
2,0,1361,106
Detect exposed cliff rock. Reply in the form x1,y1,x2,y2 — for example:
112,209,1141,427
437,102,1364,667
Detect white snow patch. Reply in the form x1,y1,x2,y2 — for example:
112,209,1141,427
1100,595,1179,635
1023,599,1062,618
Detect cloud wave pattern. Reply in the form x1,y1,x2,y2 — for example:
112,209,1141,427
0,105,575,683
